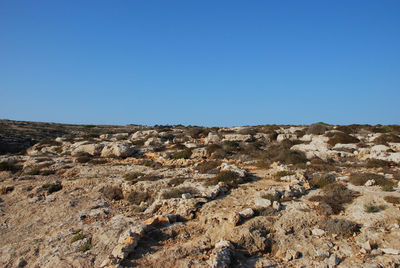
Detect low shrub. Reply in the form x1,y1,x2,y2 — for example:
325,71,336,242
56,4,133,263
374,133,400,145
71,230,85,243
309,173,335,188
0,186,14,195
384,196,400,204
42,182,62,194
195,161,221,174
126,191,152,205
364,204,386,213
76,155,92,163
349,173,395,189
366,159,392,168
79,238,93,252
205,171,240,188
327,132,359,146
309,183,356,215
274,171,294,181
161,187,198,199
102,186,123,200
123,172,144,182
27,168,41,175
321,219,360,237
171,148,192,159
307,123,329,135
168,177,187,186
142,159,162,169
0,161,21,172
276,149,307,165
261,193,280,202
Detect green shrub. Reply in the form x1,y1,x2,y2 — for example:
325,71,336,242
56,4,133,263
79,238,93,252
309,174,335,188
123,172,144,182
0,161,20,172
205,171,240,187
171,148,192,159
131,139,145,147
141,159,162,169
321,219,360,237
27,168,41,175
374,133,400,145
307,123,329,135
71,231,85,243
327,132,359,146
161,187,198,199
0,186,14,195
276,149,307,165
102,186,123,200
76,155,92,163
364,204,385,213
349,173,395,189
42,183,62,194
309,183,355,215
126,191,152,205
261,193,280,202
195,161,221,174
366,159,392,168
168,177,187,186
384,196,400,204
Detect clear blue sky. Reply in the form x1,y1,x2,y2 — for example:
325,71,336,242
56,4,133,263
1,1,399,126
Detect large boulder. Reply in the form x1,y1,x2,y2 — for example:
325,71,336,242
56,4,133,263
101,142,136,158
71,143,104,156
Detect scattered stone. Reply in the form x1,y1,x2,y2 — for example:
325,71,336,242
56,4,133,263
239,208,254,218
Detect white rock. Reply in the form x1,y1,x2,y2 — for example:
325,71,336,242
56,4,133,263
204,132,221,144
181,193,192,199
381,248,400,255
254,197,272,208
365,179,375,186
272,201,281,211
277,133,297,142
71,143,104,156
222,134,252,142
239,208,254,218
312,228,326,236
101,142,135,158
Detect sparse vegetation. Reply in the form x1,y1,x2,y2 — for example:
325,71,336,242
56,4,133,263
307,123,329,135
161,187,198,199
374,133,400,145
0,161,21,172
274,170,294,181
309,173,335,188
366,159,392,168
123,172,144,182
309,183,356,215
349,173,395,189
171,148,192,159
364,204,386,213
102,186,123,200
261,193,280,202
27,168,41,175
42,182,62,194
126,191,152,205
205,170,240,188
168,177,187,186
79,238,93,252
71,230,85,243
384,196,400,205
321,219,360,237
195,161,221,173
0,186,14,195
327,132,359,146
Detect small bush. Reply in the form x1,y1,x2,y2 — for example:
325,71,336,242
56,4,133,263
274,171,294,181
349,173,395,189
196,161,221,174
103,186,123,200
123,172,144,182
309,183,355,215
366,159,392,168
261,193,280,202
161,187,198,199
71,231,85,243
0,186,14,195
89,158,108,165
76,155,92,163
131,139,145,147
384,196,400,205
126,191,152,205
171,148,192,159
374,133,400,145
364,204,385,213
27,168,41,175
327,132,359,146
307,123,329,135
321,219,360,237
276,149,307,165
42,183,62,194
205,171,240,188
309,173,335,188
0,161,20,172
168,177,187,186
79,238,93,252
142,159,162,169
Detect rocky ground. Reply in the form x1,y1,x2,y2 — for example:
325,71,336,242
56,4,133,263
1,121,400,267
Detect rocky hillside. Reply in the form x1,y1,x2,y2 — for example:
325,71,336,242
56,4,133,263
1,121,400,267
